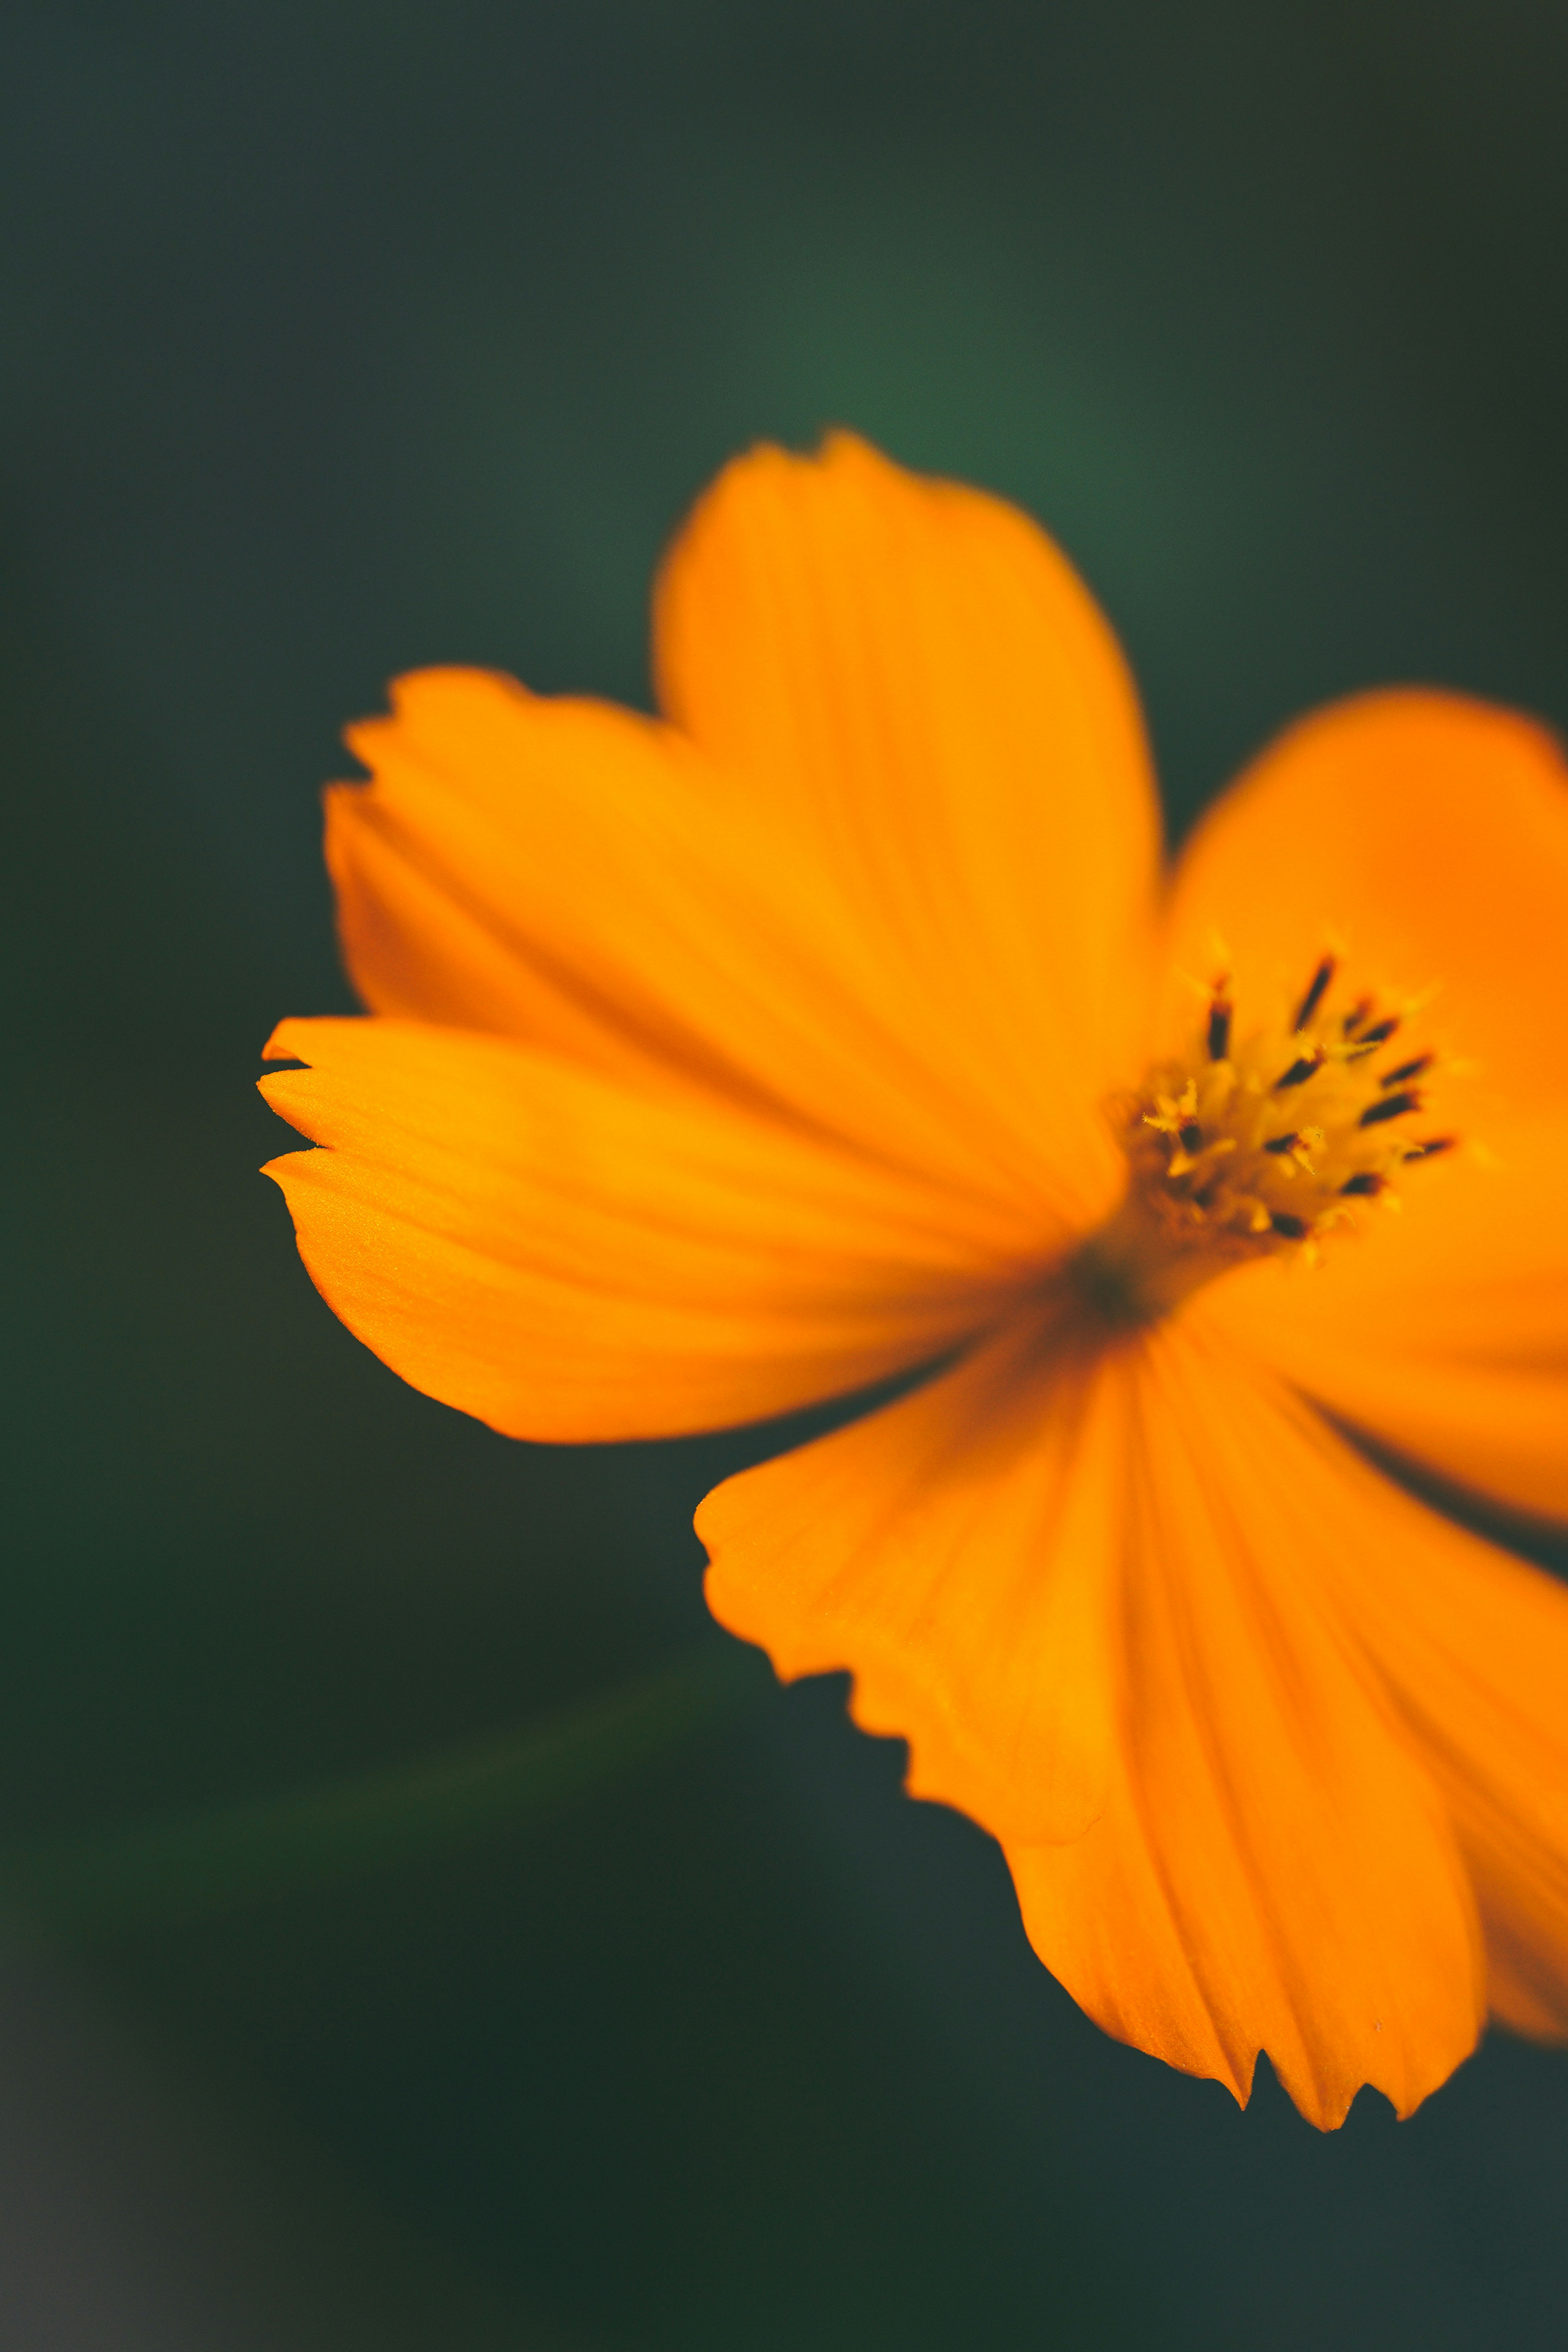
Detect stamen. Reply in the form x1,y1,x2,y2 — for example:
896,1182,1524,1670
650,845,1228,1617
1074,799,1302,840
1403,1136,1456,1161
1381,1053,1433,1088
1359,1090,1421,1128
1292,956,1336,1031
1088,955,1459,1321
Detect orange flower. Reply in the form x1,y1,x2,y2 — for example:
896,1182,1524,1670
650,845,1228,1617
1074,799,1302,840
261,433,1568,2130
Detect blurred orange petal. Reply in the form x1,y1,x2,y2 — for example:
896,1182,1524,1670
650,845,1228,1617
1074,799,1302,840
1010,1319,1486,2129
656,432,1161,1213
1162,688,1568,1125
1307,1457,1568,2046
262,1015,1035,1441
1201,1110,1568,1523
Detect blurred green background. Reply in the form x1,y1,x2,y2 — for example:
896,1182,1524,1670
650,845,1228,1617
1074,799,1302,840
4,2,1568,2345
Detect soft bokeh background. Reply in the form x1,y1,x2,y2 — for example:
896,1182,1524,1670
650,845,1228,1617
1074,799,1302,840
4,3,1568,2344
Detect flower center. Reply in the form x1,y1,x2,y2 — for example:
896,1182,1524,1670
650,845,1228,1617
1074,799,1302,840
1070,952,1459,1325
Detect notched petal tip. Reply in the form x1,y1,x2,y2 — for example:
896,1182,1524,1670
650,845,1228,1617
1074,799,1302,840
260,1017,312,1065
1004,1319,1487,2133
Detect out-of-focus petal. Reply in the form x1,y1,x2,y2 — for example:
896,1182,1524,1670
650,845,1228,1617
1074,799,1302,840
1162,690,1568,1126
262,1017,1034,1442
1301,1443,1568,2045
1200,1110,1568,1525
325,667,1114,1239
698,1309,1130,1847
1009,1317,1485,2129
655,432,1162,1206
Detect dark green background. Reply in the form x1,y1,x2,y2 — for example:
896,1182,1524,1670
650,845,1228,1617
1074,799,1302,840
4,3,1568,2344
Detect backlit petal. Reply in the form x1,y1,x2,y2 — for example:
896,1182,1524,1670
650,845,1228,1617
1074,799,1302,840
698,1309,1129,1847
1008,1317,1485,2129
261,1017,1031,1441
1305,1469,1568,2047
1162,690,1568,1124
327,667,1111,1238
1200,1111,1568,1523
655,432,1162,1202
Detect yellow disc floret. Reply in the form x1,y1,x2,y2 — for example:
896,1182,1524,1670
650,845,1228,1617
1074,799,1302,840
1072,952,1460,1324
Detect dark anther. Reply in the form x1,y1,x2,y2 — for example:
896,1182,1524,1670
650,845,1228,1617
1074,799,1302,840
1263,1132,1300,1154
1292,956,1336,1030
1178,1121,1204,1153
1381,1053,1433,1088
1356,1016,1400,1047
1359,1090,1421,1128
1340,1172,1386,1196
1270,1211,1309,1239
1342,997,1373,1037
1206,994,1233,1061
1275,1051,1324,1090
1403,1136,1456,1161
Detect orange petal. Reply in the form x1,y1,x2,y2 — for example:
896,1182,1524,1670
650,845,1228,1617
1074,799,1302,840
1002,1319,1485,2128
261,1017,1034,1442
655,432,1163,1198
697,1309,1131,1846
1298,1443,1568,2047
1162,689,1568,1125
327,667,1114,1240
1200,1110,1568,1524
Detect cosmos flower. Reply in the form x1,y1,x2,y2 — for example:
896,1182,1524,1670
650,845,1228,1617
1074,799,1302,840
261,433,1568,2129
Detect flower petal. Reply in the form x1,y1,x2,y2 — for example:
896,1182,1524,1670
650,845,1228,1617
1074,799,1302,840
655,432,1163,1197
1003,1320,1486,2129
697,1310,1131,1847
1162,689,1568,1125
703,1305,1483,2123
1304,1465,1568,2047
326,667,1111,1238
261,1017,1033,1441
1200,1110,1568,1524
